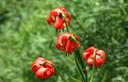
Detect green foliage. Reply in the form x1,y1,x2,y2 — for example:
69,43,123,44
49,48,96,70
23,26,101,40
0,0,128,82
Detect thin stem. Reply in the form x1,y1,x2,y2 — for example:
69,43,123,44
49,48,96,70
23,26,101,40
65,24,71,32
70,35,88,82
55,0,62,6
69,9,86,31
101,72,108,82
75,50,88,82
70,76,81,82
74,54,85,82
63,15,71,32
90,49,96,82
56,71,68,82
53,65,68,82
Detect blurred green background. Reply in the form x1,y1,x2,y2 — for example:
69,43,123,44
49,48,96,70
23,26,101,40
0,0,128,82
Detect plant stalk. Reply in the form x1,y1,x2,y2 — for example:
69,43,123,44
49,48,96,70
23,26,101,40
53,65,68,82
74,54,85,82
90,49,96,82
75,50,88,82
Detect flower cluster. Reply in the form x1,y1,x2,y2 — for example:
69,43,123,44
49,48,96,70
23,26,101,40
32,57,55,79
32,6,107,81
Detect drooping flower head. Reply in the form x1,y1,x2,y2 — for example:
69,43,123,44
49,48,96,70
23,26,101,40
56,32,80,54
32,57,55,79
47,7,71,31
83,47,106,67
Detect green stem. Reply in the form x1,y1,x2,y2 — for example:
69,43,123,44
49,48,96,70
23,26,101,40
75,50,88,82
70,35,88,82
70,76,81,82
53,65,68,82
74,54,85,82
63,15,71,32
90,49,96,82
101,72,108,82
66,24,71,32
69,9,86,31
55,0,62,6
75,50,86,69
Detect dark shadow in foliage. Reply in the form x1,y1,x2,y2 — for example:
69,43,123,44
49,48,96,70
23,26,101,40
0,10,8,24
